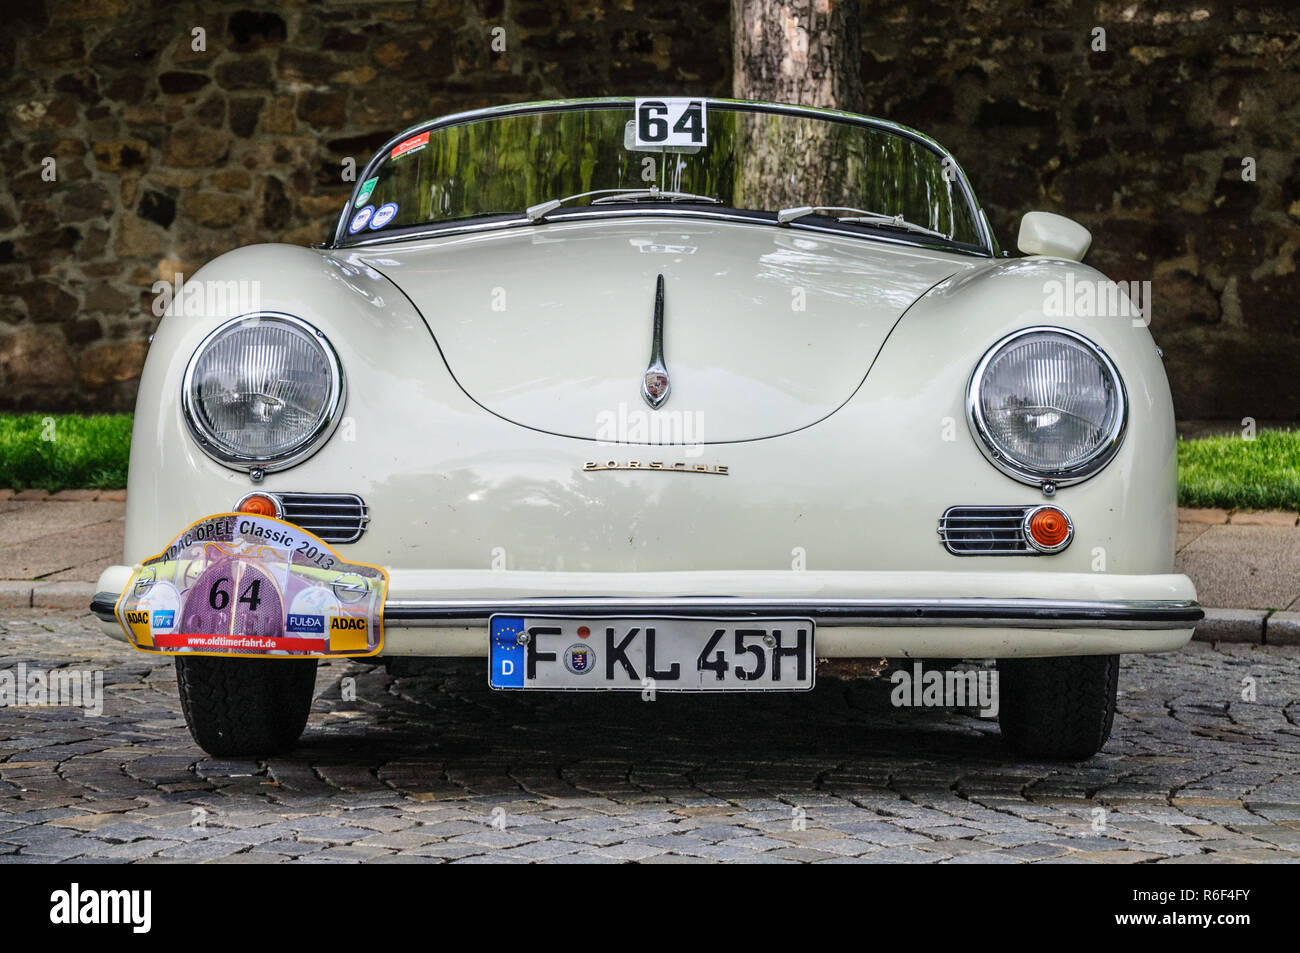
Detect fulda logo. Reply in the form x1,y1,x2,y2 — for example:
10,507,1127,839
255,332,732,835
287,614,325,634
330,616,367,632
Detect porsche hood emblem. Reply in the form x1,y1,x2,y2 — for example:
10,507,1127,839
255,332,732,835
641,274,671,409
643,369,669,404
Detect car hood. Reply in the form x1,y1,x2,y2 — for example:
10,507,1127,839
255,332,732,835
350,217,979,443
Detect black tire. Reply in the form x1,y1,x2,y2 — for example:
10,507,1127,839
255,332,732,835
175,656,317,757
998,655,1119,760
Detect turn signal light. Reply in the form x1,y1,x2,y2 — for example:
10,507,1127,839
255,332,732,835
235,493,280,518
1025,505,1072,553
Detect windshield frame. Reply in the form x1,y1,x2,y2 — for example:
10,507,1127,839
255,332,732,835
327,97,997,257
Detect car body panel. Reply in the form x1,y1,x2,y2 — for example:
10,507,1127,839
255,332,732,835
119,228,1176,578
351,219,974,442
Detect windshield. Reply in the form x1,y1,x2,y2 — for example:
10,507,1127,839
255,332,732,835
335,100,987,251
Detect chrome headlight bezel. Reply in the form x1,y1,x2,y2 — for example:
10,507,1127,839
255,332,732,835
181,312,345,473
966,326,1128,487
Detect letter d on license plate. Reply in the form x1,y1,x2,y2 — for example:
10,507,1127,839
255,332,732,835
489,616,814,691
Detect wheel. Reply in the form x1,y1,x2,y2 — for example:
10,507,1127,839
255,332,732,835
175,656,318,757
998,654,1119,760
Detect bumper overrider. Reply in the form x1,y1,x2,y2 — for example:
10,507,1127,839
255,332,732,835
92,566,1202,659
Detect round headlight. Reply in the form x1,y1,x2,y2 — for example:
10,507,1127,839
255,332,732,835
182,313,344,472
967,327,1126,485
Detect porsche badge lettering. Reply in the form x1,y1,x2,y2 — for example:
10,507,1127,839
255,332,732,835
584,461,728,475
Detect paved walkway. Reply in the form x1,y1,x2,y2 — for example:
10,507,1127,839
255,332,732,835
0,609,1296,863
1176,508,1300,611
0,494,125,585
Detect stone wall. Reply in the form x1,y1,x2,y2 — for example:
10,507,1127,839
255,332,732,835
1,0,1297,420
856,1,1300,423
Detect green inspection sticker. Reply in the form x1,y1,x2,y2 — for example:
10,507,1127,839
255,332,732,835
354,176,378,208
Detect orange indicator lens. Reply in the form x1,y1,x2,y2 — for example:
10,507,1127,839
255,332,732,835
237,494,279,518
1027,506,1071,550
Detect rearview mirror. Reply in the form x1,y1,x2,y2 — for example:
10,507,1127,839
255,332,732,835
1017,211,1092,261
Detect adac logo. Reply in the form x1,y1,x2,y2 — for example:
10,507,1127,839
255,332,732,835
125,611,149,626
151,610,175,629
287,614,325,634
564,643,595,675
330,616,367,632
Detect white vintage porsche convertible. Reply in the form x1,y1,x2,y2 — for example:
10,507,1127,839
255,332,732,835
92,97,1201,760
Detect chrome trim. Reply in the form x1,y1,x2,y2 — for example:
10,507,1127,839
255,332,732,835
182,313,346,474
90,591,1203,629
641,273,670,408
277,492,370,544
379,597,1203,629
1022,504,1074,554
938,505,1034,555
965,326,1128,488
328,97,995,256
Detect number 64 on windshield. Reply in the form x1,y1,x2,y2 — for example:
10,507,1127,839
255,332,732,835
633,98,707,148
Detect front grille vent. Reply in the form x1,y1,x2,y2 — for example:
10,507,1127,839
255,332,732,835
938,505,1035,555
278,493,370,544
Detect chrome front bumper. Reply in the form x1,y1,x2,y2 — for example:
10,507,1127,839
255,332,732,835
92,592,1201,629
375,596,1202,628
91,565,1202,660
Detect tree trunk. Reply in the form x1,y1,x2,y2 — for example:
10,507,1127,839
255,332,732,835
730,0,864,209
732,0,863,110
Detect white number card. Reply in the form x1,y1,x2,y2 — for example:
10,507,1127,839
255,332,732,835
633,98,708,147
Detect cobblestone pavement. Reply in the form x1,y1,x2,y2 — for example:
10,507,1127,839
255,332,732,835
1,609,1298,864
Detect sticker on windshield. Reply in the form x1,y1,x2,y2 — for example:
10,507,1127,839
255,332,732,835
369,202,398,230
634,99,707,148
354,176,378,208
391,131,429,160
348,205,374,234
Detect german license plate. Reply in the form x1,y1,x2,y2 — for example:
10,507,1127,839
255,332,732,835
489,616,814,691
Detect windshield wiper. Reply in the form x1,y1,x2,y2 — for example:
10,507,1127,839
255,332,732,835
776,205,949,240
526,187,721,223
